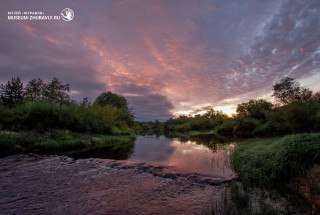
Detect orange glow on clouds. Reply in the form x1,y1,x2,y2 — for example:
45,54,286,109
2,0,320,121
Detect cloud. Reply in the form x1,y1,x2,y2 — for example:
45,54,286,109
226,0,320,95
1,0,320,120
126,94,174,122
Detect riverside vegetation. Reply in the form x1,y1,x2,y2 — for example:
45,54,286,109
0,77,136,157
163,77,320,214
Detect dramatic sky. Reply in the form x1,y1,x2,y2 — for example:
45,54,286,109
1,0,320,121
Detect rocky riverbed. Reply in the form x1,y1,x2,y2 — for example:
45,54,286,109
0,155,231,214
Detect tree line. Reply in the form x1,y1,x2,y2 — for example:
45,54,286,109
164,78,320,137
0,77,135,135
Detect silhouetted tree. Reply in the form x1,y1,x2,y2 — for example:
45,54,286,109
313,91,320,103
25,78,45,102
80,97,91,107
94,91,128,109
272,77,313,105
0,77,24,108
42,77,70,105
204,108,228,119
236,99,273,120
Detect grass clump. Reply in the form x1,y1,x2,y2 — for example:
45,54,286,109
232,133,320,187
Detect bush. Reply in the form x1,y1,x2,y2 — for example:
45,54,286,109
50,129,72,140
0,101,135,134
189,117,214,130
283,102,316,133
175,123,192,133
215,119,235,137
234,117,261,138
253,123,270,137
0,136,17,156
111,126,133,136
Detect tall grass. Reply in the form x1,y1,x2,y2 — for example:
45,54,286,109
232,133,320,187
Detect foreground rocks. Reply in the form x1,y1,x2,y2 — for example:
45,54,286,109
0,155,225,215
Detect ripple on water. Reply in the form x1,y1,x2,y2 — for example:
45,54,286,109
0,155,230,214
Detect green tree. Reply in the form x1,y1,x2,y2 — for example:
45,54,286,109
94,91,128,108
25,78,45,102
204,108,228,119
236,99,273,120
42,77,70,105
80,97,91,107
94,91,134,124
0,77,24,108
313,91,320,103
272,77,313,105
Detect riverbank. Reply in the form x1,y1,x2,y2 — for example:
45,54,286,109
231,133,320,213
0,129,135,158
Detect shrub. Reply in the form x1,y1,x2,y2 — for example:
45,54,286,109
234,117,261,138
50,129,72,140
215,119,235,137
0,101,134,134
190,117,214,130
0,136,17,156
253,123,270,137
175,123,192,133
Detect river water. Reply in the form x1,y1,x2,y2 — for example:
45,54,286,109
128,135,236,178
0,135,239,214
70,134,236,179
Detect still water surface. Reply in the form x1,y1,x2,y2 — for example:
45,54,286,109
70,135,236,178
129,135,236,178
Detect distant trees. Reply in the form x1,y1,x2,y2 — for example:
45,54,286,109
1,77,70,107
42,77,70,104
164,77,320,137
25,78,45,102
138,120,164,136
0,77,24,108
236,99,273,120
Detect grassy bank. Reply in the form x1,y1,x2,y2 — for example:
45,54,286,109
0,129,135,157
232,133,320,187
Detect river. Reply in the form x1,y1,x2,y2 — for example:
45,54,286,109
129,135,236,178
0,135,238,214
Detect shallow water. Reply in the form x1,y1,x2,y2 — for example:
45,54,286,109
129,135,236,178
0,155,223,214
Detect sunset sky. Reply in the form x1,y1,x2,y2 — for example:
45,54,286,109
1,0,320,121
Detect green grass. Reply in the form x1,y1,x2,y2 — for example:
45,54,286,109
232,133,320,187
0,129,136,157
188,129,215,136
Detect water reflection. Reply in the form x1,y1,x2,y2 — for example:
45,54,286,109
129,135,236,178
70,143,134,160
69,135,236,178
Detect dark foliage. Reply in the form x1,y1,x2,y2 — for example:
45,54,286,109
0,77,24,108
